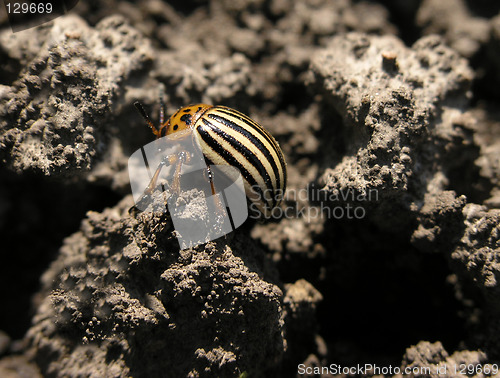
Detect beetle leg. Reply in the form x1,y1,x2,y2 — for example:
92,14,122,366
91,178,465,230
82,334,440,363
144,154,179,195
132,150,190,215
170,150,189,195
204,165,229,220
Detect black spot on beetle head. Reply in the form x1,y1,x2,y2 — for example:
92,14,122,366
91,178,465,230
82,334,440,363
180,114,192,126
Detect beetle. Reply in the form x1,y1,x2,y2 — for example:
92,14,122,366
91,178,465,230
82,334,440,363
134,92,287,218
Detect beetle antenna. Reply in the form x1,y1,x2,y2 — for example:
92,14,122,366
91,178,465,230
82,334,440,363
159,83,166,126
134,101,160,137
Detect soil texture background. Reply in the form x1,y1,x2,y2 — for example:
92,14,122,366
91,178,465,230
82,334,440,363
1,0,500,377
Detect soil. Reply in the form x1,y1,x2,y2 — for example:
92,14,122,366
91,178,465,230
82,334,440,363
1,0,500,377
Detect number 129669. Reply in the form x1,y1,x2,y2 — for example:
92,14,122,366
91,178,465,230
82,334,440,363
6,2,53,14
453,364,498,376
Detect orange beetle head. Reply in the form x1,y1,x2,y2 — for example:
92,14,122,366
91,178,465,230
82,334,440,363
157,104,213,138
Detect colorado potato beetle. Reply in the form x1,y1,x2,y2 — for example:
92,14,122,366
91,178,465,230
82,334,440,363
134,95,287,218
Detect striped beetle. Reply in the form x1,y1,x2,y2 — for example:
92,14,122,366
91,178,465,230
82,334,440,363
134,98,287,218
